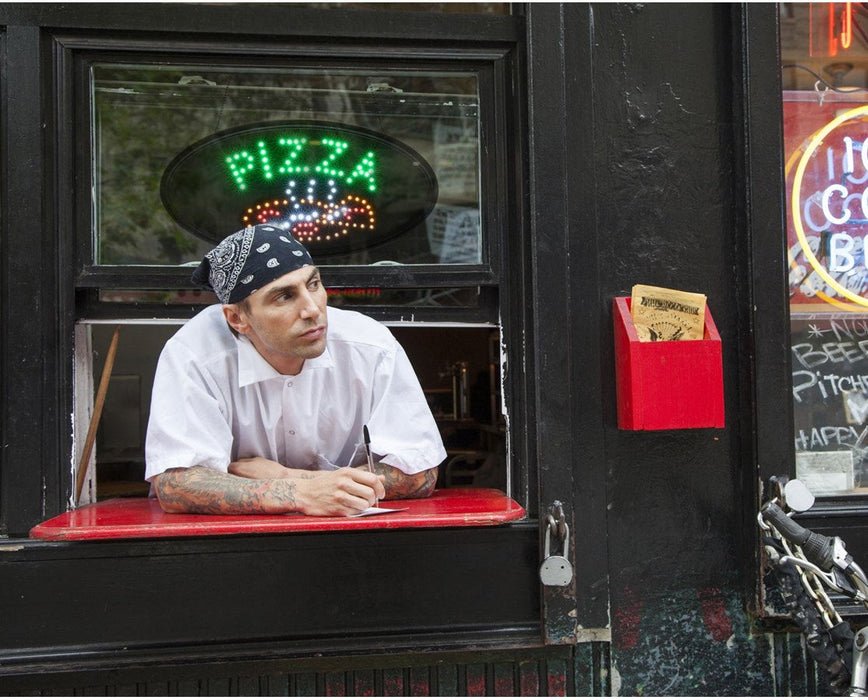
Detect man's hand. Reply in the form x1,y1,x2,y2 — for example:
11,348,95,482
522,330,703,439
295,467,385,515
154,465,384,516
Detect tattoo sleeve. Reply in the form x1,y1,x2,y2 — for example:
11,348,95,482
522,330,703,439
154,466,300,514
371,463,438,500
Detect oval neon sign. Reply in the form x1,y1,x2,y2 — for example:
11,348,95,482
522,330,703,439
161,121,438,257
792,105,868,308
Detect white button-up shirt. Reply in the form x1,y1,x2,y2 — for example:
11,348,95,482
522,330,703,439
145,305,446,480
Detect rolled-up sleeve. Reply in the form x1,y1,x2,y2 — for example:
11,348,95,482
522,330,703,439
366,342,447,475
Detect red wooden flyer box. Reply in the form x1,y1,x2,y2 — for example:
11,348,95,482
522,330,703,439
613,296,724,430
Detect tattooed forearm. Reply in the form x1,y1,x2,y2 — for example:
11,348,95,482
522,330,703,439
371,463,438,500
154,466,300,514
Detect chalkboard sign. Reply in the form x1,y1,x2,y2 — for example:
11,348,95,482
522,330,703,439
791,315,868,490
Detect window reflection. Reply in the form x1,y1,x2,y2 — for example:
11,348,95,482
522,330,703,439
94,65,481,267
782,3,868,494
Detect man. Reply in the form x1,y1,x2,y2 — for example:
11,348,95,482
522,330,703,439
145,223,446,516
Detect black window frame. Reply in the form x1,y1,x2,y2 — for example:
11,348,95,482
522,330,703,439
60,24,526,494
0,2,533,530
739,4,868,624
755,9,868,509
0,2,617,666
772,6,868,511
73,49,506,303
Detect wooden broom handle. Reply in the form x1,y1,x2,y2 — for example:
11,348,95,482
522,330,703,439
75,325,120,504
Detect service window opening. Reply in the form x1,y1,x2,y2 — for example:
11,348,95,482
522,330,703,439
74,321,509,506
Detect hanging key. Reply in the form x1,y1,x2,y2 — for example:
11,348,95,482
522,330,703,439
539,513,573,586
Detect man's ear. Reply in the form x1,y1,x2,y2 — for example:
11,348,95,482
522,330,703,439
222,303,249,335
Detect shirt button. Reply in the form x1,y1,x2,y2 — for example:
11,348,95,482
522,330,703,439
286,380,293,387
288,430,296,436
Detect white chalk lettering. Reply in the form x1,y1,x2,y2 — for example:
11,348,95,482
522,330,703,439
794,425,861,450
792,370,818,403
792,340,868,368
830,317,868,341
792,342,833,369
791,369,868,402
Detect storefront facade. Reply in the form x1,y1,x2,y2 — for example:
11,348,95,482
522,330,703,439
0,3,827,696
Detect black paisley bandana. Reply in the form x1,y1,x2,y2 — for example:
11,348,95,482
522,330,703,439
191,224,315,304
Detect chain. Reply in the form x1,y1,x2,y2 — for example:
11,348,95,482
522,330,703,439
760,505,854,692
777,528,843,627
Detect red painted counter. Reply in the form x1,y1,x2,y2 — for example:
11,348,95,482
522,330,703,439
29,488,526,541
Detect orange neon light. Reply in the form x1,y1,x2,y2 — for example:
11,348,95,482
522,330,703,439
812,3,855,56
841,2,853,49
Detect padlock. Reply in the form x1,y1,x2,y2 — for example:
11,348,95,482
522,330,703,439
539,521,573,586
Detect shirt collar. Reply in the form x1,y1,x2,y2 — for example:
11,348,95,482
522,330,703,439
235,334,334,388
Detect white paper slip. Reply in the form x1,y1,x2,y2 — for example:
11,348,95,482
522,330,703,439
348,506,408,518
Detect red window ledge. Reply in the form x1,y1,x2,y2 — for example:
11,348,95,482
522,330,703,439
29,488,526,541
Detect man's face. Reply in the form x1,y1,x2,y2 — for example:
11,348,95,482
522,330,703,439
223,265,328,375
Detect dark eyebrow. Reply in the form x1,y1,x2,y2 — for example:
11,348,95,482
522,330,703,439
266,285,295,301
266,267,321,300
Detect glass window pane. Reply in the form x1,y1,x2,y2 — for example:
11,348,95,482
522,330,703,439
93,64,481,267
781,3,868,495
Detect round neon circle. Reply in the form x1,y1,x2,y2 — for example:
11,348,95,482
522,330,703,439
792,104,868,308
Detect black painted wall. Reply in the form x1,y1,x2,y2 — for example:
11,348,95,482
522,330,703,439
595,2,740,591
574,4,781,694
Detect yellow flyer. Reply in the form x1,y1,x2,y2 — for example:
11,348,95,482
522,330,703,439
630,285,706,342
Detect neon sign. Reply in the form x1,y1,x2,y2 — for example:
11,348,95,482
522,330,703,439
225,136,376,194
161,121,437,257
791,105,868,308
809,3,853,56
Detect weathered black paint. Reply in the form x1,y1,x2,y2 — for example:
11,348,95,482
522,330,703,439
0,528,540,656
526,2,585,644
0,2,843,696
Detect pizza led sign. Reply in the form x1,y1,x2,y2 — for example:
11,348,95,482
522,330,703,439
161,121,438,257
792,105,868,307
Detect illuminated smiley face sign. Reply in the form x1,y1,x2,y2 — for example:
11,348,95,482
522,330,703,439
161,121,438,257
791,105,868,308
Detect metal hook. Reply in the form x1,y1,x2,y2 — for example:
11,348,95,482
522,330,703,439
815,80,829,106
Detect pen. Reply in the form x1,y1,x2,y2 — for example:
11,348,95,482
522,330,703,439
363,424,378,508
